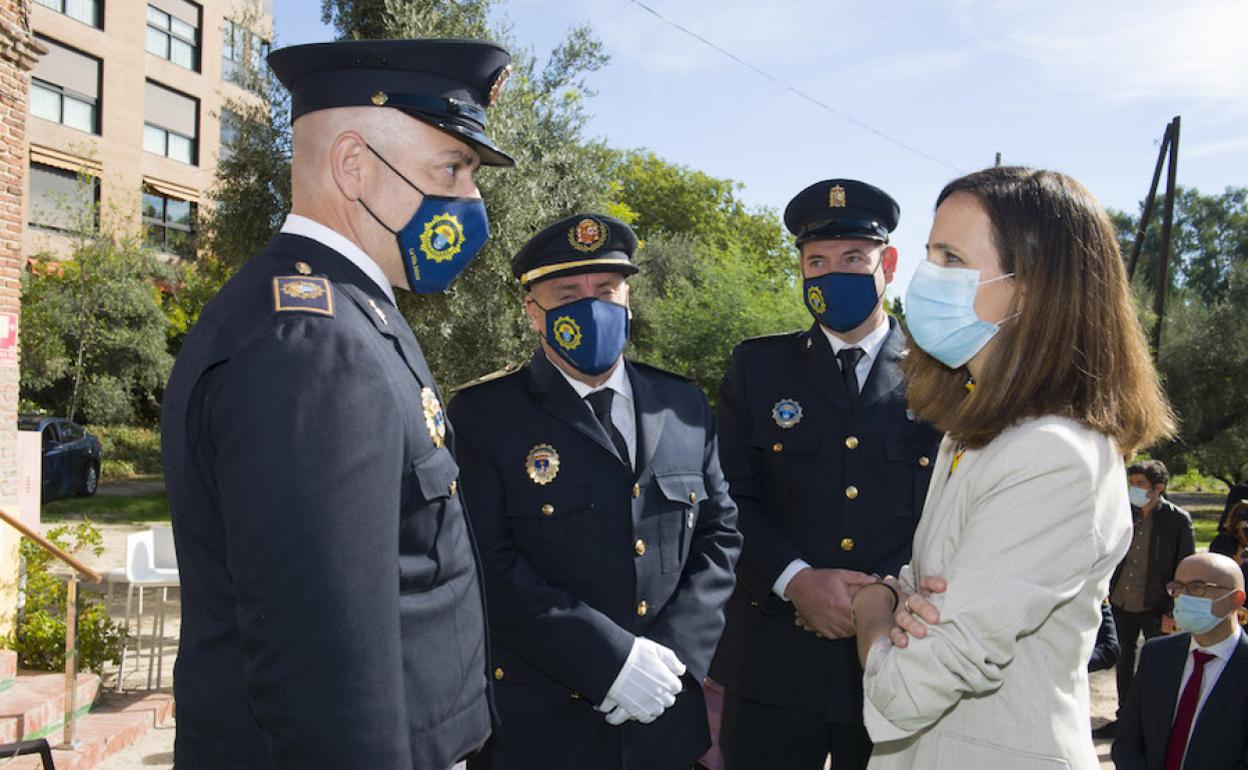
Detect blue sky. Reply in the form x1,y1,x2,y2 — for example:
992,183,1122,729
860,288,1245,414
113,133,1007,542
272,0,1248,299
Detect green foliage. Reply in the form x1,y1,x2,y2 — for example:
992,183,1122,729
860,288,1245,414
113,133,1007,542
84,424,163,479
1166,467,1230,494
10,523,123,673
21,227,175,425
42,493,170,524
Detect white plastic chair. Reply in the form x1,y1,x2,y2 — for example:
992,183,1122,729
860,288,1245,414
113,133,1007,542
110,526,179,691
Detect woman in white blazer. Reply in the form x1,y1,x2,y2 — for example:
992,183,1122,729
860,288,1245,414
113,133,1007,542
848,167,1175,770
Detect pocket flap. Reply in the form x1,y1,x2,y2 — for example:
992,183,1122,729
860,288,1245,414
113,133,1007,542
886,436,934,464
655,473,708,505
411,447,460,501
750,429,821,454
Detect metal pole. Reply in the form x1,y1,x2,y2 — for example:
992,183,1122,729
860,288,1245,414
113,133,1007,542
59,573,81,749
1150,115,1180,358
994,151,1002,167
1127,122,1173,280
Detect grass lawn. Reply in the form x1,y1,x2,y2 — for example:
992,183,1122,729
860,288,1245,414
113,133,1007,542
41,492,170,524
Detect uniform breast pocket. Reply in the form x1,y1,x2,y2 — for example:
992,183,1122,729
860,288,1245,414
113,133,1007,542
653,473,707,574
750,429,822,512
884,436,935,520
506,485,596,574
400,447,461,592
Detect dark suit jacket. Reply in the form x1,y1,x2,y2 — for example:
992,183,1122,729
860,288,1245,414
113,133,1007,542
449,352,741,770
1089,601,1121,672
1112,630,1248,770
1110,498,1196,614
708,320,941,722
162,234,491,770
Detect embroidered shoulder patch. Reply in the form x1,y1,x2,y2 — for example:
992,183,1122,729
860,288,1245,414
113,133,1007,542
273,276,334,316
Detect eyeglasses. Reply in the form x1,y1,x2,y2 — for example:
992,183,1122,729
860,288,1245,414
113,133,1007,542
1166,580,1235,599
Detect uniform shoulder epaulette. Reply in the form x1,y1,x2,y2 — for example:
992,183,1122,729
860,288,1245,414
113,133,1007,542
272,275,334,317
630,360,694,384
739,329,804,347
453,362,523,393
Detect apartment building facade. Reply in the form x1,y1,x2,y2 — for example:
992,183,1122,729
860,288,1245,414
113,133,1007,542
25,0,272,261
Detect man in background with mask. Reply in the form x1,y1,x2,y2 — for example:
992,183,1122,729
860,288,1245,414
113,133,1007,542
447,213,741,770
708,180,941,770
161,40,514,770
1098,458,1196,739
1112,552,1247,770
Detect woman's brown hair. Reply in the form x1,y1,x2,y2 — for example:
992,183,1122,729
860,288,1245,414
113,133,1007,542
902,166,1176,454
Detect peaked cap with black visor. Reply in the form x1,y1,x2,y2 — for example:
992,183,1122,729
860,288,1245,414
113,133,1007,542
783,179,899,245
268,38,515,167
512,213,640,288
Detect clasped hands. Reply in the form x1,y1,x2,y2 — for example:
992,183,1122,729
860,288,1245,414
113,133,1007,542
598,636,686,726
788,566,948,645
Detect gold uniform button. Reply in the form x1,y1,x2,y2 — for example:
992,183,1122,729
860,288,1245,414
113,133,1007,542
845,436,859,449
918,456,931,468
494,668,504,681
772,443,783,453
841,538,855,552
632,483,641,498
636,600,648,617
448,480,458,495
845,485,859,500
570,691,581,700
541,504,554,516
689,491,698,503
634,539,646,556
294,261,312,275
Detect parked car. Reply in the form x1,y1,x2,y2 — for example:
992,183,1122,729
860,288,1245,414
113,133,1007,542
18,415,102,501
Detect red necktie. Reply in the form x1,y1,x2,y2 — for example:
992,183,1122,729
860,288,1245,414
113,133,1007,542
1163,650,1216,770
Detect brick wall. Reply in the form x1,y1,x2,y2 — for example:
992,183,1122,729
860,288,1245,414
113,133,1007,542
0,0,41,639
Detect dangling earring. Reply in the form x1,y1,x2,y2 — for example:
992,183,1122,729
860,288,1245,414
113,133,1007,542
964,377,976,394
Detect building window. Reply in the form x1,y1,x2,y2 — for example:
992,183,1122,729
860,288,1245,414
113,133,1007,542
30,37,101,134
34,0,102,29
142,188,196,258
143,81,199,164
146,2,200,71
219,109,240,161
222,18,269,85
29,164,98,232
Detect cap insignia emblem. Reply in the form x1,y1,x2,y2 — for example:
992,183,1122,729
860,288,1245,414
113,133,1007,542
420,213,465,263
568,217,608,253
526,444,560,485
371,91,389,106
421,387,446,448
772,398,803,429
829,185,847,208
553,315,582,350
806,284,827,315
488,64,512,107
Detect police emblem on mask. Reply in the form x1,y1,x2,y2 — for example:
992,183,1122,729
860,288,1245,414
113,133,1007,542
568,217,608,253
829,185,847,208
772,398,803,429
421,387,446,448
806,285,827,315
553,315,582,350
420,213,465,263
526,444,560,485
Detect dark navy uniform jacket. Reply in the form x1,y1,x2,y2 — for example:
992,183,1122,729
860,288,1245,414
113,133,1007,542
161,233,491,770
448,352,741,770
709,319,941,723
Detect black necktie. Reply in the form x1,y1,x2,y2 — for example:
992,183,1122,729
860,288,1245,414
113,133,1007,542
837,347,865,404
586,389,631,470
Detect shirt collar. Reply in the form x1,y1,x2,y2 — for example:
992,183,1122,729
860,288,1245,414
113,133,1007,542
1188,623,1244,660
821,315,891,361
548,354,633,405
280,214,397,305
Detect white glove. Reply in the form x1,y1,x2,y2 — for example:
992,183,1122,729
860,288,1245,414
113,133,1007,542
602,637,687,724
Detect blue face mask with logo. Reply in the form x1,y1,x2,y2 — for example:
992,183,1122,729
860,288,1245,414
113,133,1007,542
803,259,883,332
358,143,490,294
538,297,629,376
904,260,1016,369
1172,592,1235,635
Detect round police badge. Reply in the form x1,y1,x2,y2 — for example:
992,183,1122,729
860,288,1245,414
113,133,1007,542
420,213,465,263
568,217,608,253
281,280,325,300
806,285,826,315
421,387,446,448
553,315,582,350
772,398,803,429
525,444,560,485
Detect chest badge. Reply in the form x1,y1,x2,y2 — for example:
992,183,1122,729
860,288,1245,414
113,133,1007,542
771,398,804,429
525,444,560,485
421,387,446,448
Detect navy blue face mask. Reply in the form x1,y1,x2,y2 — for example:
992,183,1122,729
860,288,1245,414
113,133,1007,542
358,143,490,294
803,259,884,332
536,297,630,376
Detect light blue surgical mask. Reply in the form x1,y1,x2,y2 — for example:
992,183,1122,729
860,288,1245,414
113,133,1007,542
1128,486,1151,508
904,260,1016,369
1172,592,1234,635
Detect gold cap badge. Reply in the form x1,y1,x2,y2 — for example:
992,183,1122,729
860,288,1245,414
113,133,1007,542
488,64,512,107
371,91,389,106
829,185,847,208
568,217,608,253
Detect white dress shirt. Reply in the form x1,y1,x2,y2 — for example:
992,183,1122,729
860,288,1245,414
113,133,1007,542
1173,624,1244,768
772,316,892,600
280,214,397,306
550,357,637,467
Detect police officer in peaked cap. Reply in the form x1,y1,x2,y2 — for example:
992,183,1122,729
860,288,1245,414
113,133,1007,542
708,180,942,770
448,213,742,770
161,39,515,770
